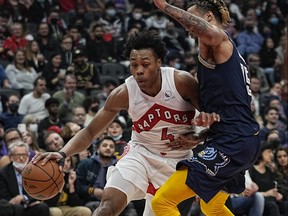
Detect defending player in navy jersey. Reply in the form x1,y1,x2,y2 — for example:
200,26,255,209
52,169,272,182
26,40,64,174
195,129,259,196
152,0,261,215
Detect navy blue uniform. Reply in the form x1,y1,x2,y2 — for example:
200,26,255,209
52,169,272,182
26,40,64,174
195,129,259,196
178,38,261,203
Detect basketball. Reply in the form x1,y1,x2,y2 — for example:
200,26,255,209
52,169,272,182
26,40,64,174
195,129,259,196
22,159,64,200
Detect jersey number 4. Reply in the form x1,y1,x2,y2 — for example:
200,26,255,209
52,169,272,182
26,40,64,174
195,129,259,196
161,128,175,142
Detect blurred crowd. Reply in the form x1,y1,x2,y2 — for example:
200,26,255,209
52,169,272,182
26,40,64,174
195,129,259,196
0,0,287,215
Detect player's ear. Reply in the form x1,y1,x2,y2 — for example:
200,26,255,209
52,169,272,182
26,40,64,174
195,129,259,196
157,58,162,68
205,11,213,22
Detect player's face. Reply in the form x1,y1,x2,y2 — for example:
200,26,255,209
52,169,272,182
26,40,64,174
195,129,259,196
129,49,162,94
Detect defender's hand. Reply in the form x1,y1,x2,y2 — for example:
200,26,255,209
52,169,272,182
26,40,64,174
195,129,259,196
192,112,220,128
167,132,200,150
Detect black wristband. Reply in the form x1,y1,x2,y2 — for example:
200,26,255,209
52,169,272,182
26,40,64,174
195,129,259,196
59,151,67,159
58,151,67,166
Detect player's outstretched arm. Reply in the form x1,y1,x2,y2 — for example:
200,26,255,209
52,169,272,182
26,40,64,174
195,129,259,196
153,0,224,46
32,84,129,165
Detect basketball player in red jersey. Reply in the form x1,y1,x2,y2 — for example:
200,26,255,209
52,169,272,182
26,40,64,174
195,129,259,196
32,30,219,216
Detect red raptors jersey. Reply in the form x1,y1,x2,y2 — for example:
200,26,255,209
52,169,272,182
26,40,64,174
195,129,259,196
125,67,196,158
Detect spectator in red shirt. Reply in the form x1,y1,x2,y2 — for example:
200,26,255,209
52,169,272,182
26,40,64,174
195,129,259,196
3,21,29,61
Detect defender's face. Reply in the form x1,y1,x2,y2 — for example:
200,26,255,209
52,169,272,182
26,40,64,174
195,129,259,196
129,49,161,92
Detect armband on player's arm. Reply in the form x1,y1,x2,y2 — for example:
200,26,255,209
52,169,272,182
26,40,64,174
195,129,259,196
58,151,67,166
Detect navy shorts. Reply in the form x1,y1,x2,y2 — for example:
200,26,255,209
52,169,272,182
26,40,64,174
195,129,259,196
177,133,260,203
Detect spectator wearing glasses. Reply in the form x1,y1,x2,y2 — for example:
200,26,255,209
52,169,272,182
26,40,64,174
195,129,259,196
0,141,50,216
0,128,22,167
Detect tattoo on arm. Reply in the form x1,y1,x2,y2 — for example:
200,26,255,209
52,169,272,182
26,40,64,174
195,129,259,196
164,5,208,36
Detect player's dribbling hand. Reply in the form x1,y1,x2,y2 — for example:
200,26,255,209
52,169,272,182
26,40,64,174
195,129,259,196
31,152,64,170
192,112,220,128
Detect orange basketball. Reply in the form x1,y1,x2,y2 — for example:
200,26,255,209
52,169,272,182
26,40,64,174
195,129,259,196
22,159,64,200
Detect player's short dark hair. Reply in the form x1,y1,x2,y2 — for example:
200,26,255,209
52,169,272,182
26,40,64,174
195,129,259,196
123,30,168,62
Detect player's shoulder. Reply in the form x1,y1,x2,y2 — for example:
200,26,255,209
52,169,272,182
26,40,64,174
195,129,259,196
174,69,196,83
109,83,128,99
105,83,129,110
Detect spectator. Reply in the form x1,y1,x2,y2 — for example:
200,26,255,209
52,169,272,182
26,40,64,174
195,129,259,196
236,17,264,58
86,23,117,63
61,121,81,143
84,0,105,24
23,0,57,25
83,96,100,127
52,74,85,123
0,10,11,60
67,48,101,94
42,52,65,94
165,52,183,70
249,142,287,216
18,76,50,120
250,77,266,127
3,21,29,61
96,78,118,108
99,2,124,39
267,96,287,131
124,4,146,32
66,24,87,50
107,118,128,160
162,21,190,56
262,82,287,111
22,129,43,155
266,129,282,150
44,131,64,152
5,49,38,92
0,64,11,88
116,25,140,63
61,120,92,167
21,114,39,142
26,40,46,74
71,106,86,128
35,22,60,60
37,97,63,149
246,53,270,93
76,136,117,212
259,107,287,145
259,37,281,86
230,170,265,216
274,146,288,211
59,35,74,69
145,10,170,37
0,127,23,166
263,2,285,45
0,141,50,216
0,94,24,130
45,156,92,216
43,8,67,42
275,33,287,81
